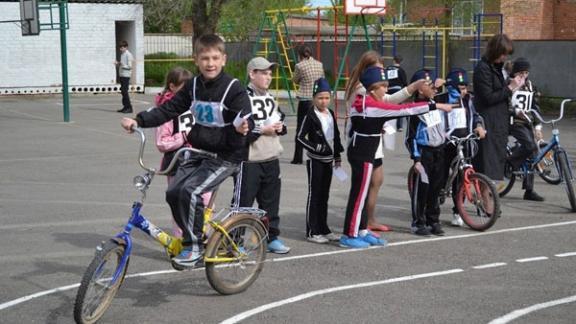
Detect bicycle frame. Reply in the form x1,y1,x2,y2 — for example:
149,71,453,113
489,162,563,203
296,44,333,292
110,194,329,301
442,135,478,202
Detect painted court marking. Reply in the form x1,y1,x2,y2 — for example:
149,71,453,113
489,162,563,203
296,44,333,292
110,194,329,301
488,295,576,324
219,269,465,324
1,220,576,313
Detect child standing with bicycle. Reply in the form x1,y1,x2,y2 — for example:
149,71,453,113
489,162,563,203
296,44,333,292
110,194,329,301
121,34,253,268
297,78,344,244
507,58,545,201
444,68,486,226
406,69,453,236
235,57,291,254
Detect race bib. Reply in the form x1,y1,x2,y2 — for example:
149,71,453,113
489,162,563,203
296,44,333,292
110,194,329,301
386,69,399,80
178,111,194,135
423,110,442,127
448,108,467,130
511,90,533,111
190,100,226,127
250,95,279,126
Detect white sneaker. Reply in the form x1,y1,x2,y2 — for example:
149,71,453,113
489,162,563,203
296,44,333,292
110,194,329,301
451,213,464,227
323,232,340,241
307,235,329,244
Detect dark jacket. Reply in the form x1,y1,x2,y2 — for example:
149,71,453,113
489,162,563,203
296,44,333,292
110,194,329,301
472,57,513,180
135,72,252,163
297,107,344,164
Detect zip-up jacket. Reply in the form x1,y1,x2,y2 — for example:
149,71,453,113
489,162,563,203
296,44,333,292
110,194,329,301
446,87,484,138
135,72,253,163
348,94,434,162
406,99,448,162
297,107,344,163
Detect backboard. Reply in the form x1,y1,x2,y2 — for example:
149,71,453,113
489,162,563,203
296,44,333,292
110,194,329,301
344,0,386,16
20,0,40,36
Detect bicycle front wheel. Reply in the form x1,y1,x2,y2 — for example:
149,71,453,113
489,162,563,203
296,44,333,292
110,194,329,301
497,160,516,197
204,214,267,295
537,143,561,184
456,172,500,231
74,240,129,324
557,152,576,211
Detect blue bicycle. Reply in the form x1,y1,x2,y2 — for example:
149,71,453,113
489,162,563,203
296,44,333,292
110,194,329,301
498,99,576,211
73,128,268,324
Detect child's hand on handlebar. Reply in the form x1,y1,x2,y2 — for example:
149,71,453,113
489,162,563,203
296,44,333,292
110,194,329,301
474,126,487,139
121,118,137,133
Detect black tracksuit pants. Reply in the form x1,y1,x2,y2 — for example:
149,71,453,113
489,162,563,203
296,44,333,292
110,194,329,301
167,155,239,254
119,76,132,110
343,159,373,237
237,159,282,241
305,158,333,237
410,146,448,228
509,123,538,191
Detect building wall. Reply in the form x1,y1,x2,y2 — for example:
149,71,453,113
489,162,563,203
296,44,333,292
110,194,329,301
503,0,576,40
0,2,144,93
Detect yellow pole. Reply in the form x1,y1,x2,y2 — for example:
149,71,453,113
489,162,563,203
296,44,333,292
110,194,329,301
442,29,447,79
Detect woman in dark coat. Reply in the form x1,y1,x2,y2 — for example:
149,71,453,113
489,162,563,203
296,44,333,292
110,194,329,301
473,34,526,180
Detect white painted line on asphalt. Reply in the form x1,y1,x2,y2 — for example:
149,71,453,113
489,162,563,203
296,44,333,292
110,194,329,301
0,283,80,311
516,256,549,263
472,262,507,269
488,294,576,324
219,269,464,324
2,220,576,312
555,252,576,258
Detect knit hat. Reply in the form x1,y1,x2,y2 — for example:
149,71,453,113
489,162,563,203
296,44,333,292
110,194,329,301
313,77,332,97
360,66,388,90
247,57,276,75
511,57,530,76
446,68,468,88
410,69,436,84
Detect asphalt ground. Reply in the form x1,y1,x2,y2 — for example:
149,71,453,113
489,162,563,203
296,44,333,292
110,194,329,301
1,93,576,324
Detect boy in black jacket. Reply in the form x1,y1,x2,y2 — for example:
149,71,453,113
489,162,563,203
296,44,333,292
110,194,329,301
297,78,344,244
121,34,252,268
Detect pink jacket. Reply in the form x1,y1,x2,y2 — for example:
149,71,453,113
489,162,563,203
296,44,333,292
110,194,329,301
154,91,188,154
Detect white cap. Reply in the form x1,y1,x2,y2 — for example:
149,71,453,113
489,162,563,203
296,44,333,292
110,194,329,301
247,57,276,74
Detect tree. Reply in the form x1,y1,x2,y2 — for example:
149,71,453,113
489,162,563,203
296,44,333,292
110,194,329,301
143,0,189,33
191,0,230,44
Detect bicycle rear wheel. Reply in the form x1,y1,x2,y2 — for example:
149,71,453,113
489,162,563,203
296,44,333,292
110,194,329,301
497,160,516,197
407,165,416,197
557,152,576,212
204,214,267,295
74,240,129,324
456,172,500,231
537,143,561,184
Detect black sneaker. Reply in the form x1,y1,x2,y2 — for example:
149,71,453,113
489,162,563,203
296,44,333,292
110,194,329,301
524,190,545,201
413,226,431,236
430,223,445,236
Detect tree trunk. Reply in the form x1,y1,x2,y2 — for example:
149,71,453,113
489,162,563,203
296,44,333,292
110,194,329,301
191,0,228,47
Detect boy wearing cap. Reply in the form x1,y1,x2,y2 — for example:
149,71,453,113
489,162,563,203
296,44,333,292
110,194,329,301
508,58,545,201
342,66,452,248
406,69,454,236
444,68,486,226
297,78,344,244
236,57,291,254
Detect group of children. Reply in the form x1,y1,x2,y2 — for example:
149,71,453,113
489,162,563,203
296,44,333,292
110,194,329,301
121,34,544,267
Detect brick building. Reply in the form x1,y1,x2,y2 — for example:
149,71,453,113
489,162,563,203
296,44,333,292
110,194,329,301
0,0,144,95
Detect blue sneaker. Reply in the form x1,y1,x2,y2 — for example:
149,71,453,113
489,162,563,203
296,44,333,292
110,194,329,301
360,232,388,246
339,235,370,249
172,248,202,268
267,239,291,254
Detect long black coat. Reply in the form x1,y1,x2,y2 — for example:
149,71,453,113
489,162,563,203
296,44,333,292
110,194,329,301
472,57,513,180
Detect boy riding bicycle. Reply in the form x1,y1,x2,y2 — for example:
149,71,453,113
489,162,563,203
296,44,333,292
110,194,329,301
121,34,252,268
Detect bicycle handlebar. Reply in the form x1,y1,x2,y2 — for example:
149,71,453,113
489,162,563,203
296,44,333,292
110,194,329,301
132,127,217,175
449,132,478,144
519,98,574,125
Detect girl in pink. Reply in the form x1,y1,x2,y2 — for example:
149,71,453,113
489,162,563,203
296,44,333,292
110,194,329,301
154,67,212,238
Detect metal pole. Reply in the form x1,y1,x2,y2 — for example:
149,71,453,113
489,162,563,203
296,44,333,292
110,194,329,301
59,1,70,122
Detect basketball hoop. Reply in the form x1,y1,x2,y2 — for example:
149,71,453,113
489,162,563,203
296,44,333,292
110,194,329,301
344,0,386,16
